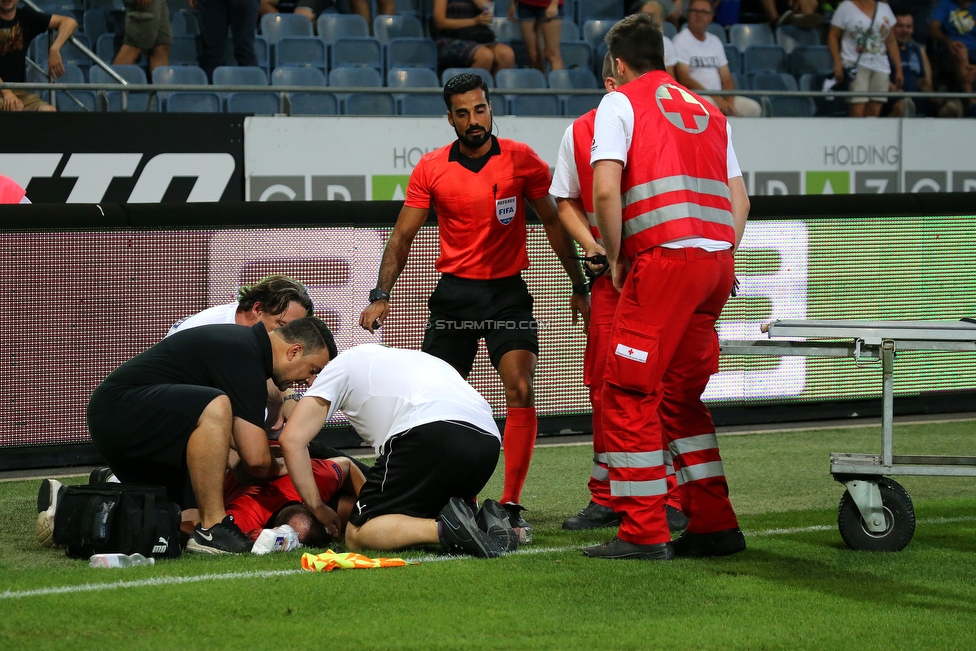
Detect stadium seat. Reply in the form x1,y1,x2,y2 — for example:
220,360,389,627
331,37,383,72
707,23,728,43
400,94,447,115
582,20,614,49
495,68,547,89
28,64,94,109
386,37,437,72
260,13,314,45
548,67,598,90
289,92,339,115
90,64,152,112
165,91,222,112
272,65,328,87
169,10,189,37
151,65,208,108
56,88,98,111
663,22,677,40
578,0,623,21
768,95,816,117
273,36,327,70
226,92,281,113
743,44,788,75
392,0,420,16
344,93,396,115
725,44,742,74
593,40,608,78
775,24,820,54
169,35,201,66
790,45,834,77
213,65,269,86
82,8,111,43
751,72,797,91
387,66,439,88
560,41,592,70
329,65,382,87
509,94,561,116
490,16,522,43
372,14,424,44
729,23,775,50
441,67,494,87
561,19,581,41
32,33,92,76
732,71,749,90
564,94,602,117
317,13,369,45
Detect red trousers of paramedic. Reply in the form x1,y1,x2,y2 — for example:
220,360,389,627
585,274,680,510
601,247,739,545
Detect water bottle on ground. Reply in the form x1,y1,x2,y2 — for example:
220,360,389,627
89,553,155,568
251,525,302,555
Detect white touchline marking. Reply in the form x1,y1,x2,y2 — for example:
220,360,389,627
5,516,976,601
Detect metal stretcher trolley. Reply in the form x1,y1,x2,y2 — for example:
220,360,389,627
720,319,976,551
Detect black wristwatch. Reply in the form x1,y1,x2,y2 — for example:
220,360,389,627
572,283,589,296
369,287,391,303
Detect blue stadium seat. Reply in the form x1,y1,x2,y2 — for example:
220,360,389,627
729,23,775,50
548,68,598,90
582,19,614,49
509,94,561,116
344,93,396,115
561,19,582,41
392,0,420,16
768,95,816,117
165,91,222,112
400,94,446,115
254,36,270,73
28,63,93,107
732,72,749,90
775,24,820,54
172,9,202,36
317,13,369,45
260,13,314,45
495,67,547,89
490,16,522,43
226,92,281,113
169,10,189,36
441,67,494,87
83,9,111,43
329,65,382,87
372,14,424,44
274,36,327,70
213,65,269,86
56,88,98,111
663,22,677,40
331,37,383,72
578,0,623,21
151,65,208,108
272,65,328,87
387,66,439,88
789,45,834,77
169,35,201,65
707,23,728,43
386,37,437,71
560,41,592,70
743,44,788,75
492,0,510,15
593,39,608,78
289,92,339,115
751,72,797,91
90,64,152,111
725,44,742,74
564,94,602,117
31,33,92,75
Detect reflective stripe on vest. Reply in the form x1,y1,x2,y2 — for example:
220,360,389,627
605,450,664,468
611,478,669,497
669,433,720,457
676,460,727,486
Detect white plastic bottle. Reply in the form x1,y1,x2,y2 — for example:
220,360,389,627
251,525,302,555
89,553,155,568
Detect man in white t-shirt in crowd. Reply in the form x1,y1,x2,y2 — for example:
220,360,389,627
673,0,761,117
278,344,517,559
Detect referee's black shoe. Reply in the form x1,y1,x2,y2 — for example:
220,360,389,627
583,537,675,561
186,515,253,555
439,497,503,559
562,501,622,530
475,499,519,554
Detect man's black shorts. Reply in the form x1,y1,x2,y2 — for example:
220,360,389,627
86,382,223,507
422,273,538,376
348,421,500,527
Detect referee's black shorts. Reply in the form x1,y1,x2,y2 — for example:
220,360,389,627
348,420,500,527
422,273,538,377
86,382,223,508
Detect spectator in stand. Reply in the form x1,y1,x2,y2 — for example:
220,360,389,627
828,0,901,117
886,7,932,117
508,1,564,74
929,0,976,114
0,0,76,112
738,0,822,27
289,0,395,28
194,0,260,80
113,0,171,74
633,0,683,27
431,0,515,75
674,0,762,116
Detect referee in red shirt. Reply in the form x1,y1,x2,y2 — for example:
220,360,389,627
360,73,587,542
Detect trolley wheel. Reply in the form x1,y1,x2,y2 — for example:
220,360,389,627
837,477,916,552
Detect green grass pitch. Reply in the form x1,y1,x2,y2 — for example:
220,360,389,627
2,419,975,650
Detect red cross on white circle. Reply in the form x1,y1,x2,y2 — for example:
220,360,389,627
655,84,709,133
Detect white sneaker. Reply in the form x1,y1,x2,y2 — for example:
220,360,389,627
251,525,302,555
35,479,63,548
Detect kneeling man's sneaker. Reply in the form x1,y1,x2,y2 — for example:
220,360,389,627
583,537,674,561
475,499,519,554
35,479,65,548
186,515,253,554
562,501,621,530
88,466,117,484
501,502,533,544
673,527,746,557
439,497,503,559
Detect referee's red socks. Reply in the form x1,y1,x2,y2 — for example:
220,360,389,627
500,407,537,506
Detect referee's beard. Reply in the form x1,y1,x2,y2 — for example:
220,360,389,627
456,124,491,151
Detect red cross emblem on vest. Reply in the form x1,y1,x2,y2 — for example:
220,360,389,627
655,84,709,134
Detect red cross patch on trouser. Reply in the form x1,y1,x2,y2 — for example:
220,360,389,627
601,247,739,545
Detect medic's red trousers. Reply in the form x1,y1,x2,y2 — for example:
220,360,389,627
601,247,738,545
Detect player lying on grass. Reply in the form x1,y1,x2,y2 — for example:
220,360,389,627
278,344,519,559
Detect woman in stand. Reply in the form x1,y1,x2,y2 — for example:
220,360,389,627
508,0,564,73
828,0,903,117
432,0,516,75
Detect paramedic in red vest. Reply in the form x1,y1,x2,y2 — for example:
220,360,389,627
359,72,588,543
552,51,689,535
585,12,750,561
